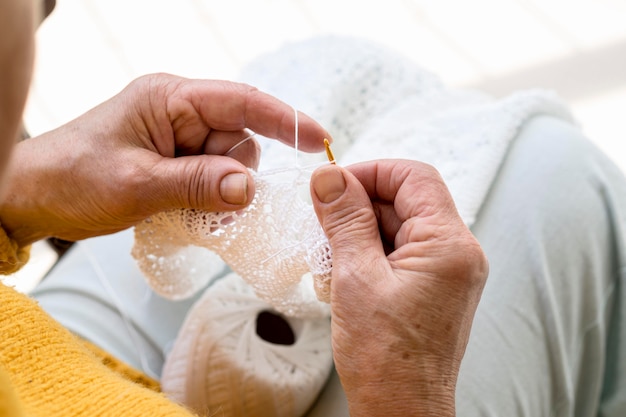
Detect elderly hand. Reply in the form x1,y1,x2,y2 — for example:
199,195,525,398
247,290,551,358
310,160,488,417
0,74,328,246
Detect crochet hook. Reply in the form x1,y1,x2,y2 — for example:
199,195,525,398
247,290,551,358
323,138,336,165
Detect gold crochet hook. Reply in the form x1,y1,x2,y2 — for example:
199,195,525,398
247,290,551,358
323,138,336,165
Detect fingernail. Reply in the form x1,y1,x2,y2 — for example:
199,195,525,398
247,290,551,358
220,173,248,205
313,166,346,203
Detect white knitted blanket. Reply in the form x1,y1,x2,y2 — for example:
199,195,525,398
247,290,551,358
132,36,574,318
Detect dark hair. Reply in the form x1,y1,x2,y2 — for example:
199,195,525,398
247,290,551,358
43,0,56,19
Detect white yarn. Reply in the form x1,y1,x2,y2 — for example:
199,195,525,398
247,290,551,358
132,35,576,318
161,272,333,417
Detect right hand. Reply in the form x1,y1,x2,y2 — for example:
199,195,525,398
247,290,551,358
0,75,329,246
310,159,489,417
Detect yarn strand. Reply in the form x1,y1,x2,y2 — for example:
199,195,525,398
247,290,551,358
293,107,299,167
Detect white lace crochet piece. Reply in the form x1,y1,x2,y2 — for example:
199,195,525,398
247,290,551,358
133,36,576,318
133,168,332,318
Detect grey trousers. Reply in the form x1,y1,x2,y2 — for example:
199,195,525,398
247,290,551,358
32,115,626,416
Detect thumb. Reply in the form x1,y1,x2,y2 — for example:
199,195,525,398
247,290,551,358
144,154,255,212
310,165,385,275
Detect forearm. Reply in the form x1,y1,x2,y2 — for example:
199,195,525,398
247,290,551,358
340,350,457,417
347,390,455,417
0,125,86,247
0,136,55,246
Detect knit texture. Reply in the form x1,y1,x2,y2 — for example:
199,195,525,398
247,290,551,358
132,36,575,318
0,282,197,417
0,365,26,417
0,224,29,275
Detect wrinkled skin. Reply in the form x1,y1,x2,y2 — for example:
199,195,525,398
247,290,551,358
311,161,488,416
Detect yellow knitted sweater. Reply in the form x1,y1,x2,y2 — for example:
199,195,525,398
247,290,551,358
0,231,199,417
0,226,29,275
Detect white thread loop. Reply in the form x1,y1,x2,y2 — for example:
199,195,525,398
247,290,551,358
293,107,299,167
225,130,256,156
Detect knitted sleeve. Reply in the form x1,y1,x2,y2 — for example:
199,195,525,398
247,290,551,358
0,364,27,417
0,283,199,417
0,224,30,275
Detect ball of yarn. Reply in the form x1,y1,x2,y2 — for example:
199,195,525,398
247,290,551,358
161,273,333,417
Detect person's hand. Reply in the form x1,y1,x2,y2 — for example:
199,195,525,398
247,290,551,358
0,74,329,246
310,159,488,417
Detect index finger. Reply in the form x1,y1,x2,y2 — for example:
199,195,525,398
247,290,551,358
186,80,329,152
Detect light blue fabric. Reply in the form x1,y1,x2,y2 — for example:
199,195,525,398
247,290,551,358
32,115,626,416
457,115,626,417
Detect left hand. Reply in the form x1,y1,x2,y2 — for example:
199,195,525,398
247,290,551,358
0,74,329,245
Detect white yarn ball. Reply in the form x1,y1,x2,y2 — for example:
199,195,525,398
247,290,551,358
161,273,333,417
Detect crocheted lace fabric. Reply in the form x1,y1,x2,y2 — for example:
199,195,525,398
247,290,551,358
132,36,575,318
133,168,332,318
